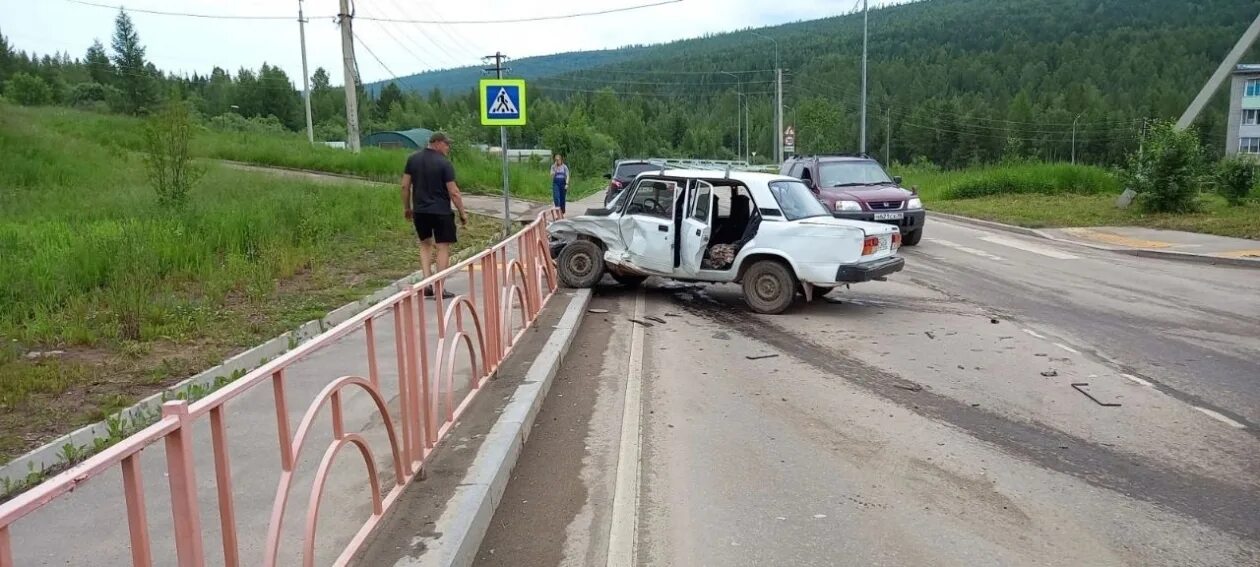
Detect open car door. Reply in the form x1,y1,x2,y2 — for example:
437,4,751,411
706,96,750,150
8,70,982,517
616,177,679,274
678,180,714,277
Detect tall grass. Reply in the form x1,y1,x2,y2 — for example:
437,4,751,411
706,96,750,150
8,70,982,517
897,161,1120,201
0,104,419,346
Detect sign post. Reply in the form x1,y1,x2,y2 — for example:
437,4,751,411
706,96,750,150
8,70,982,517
479,77,528,234
783,125,796,156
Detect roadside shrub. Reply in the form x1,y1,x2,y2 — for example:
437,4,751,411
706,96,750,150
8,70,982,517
1216,156,1256,206
207,112,289,135
1122,121,1205,214
143,100,203,207
4,73,52,106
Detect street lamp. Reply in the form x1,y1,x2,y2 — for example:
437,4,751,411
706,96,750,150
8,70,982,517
721,71,745,162
751,31,783,164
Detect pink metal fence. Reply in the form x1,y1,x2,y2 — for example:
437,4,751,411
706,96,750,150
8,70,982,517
0,211,561,567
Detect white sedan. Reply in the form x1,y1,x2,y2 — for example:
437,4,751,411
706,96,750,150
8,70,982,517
548,169,905,314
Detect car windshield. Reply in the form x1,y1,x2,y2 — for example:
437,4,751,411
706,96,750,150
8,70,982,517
768,180,831,221
615,163,658,179
819,161,894,187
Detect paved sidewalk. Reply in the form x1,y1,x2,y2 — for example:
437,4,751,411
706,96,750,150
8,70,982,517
218,160,550,222
929,212,1260,268
1046,227,1260,259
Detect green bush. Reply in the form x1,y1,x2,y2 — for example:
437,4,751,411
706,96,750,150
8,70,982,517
4,73,52,106
207,112,289,135
1123,121,1206,214
1216,156,1256,206
143,101,204,207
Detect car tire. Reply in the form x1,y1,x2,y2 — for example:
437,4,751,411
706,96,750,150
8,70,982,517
742,260,797,315
903,228,923,246
558,240,605,289
610,273,648,287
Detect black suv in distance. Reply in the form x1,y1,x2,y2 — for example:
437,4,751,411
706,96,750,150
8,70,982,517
603,159,664,205
780,155,925,245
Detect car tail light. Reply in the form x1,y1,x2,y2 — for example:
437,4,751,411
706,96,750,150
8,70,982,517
892,232,902,249
612,179,623,189
862,236,879,255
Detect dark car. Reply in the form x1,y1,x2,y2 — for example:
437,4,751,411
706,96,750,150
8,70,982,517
780,155,926,245
603,159,664,205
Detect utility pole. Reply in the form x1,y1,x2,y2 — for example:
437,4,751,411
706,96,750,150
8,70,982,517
1071,112,1083,165
1176,9,1260,130
338,0,361,152
745,99,750,163
776,68,783,163
860,0,869,155
885,107,892,164
484,52,512,234
298,0,314,144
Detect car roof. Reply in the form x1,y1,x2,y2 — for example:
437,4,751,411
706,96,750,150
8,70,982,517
789,155,878,163
643,169,797,184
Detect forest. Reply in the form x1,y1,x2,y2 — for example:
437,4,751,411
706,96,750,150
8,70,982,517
4,0,1260,175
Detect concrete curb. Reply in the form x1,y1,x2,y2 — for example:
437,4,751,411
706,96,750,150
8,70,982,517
929,211,1260,269
0,247,485,488
405,288,592,567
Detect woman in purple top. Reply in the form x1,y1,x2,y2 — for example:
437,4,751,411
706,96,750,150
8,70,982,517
551,154,570,217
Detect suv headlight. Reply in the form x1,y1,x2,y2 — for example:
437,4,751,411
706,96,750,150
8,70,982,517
907,197,923,210
834,200,862,212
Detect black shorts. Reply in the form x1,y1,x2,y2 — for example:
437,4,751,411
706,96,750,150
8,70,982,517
413,213,458,244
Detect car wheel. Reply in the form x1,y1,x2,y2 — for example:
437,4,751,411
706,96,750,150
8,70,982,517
903,228,923,246
557,240,604,288
610,273,648,287
742,260,797,315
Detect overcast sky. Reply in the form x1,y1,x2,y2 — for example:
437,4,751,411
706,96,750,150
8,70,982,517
3,0,906,83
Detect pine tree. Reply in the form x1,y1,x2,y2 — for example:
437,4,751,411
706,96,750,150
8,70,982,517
110,9,155,113
85,39,112,85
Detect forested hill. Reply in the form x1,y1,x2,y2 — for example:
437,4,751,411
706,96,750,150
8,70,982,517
370,0,1260,167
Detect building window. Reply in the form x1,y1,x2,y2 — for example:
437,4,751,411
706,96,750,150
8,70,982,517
1245,109,1260,126
1241,138,1260,155
1248,79,1260,97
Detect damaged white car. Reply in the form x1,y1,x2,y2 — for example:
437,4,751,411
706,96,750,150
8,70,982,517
548,169,905,314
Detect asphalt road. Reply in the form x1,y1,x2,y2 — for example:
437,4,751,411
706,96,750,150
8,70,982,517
476,217,1260,566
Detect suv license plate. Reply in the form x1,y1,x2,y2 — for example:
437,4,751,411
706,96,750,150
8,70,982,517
874,212,904,221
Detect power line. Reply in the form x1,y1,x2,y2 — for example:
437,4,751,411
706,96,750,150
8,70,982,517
356,0,683,25
351,31,402,83
65,0,681,25
64,0,296,20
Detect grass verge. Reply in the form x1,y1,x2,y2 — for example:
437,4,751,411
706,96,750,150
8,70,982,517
0,102,504,472
899,162,1258,240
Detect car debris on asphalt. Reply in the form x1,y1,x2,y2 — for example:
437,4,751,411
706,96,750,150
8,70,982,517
1041,369,1059,377
588,308,610,314
1071,383,1122,407
746,354,779,360
629,319,654,327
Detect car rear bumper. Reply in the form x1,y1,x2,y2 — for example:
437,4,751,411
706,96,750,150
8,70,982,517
833,209,926,232
835,256,905,283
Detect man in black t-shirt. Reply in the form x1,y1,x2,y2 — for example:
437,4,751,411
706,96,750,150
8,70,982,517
402,132,469,298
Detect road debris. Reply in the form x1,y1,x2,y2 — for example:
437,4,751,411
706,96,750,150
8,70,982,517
629,319,654,327
664,312,681,317
1071,383,1122,407
588,308,609,314
892,379,923,392
746,354,780,360
990,318,1000,324
1040,369,1059,377
646,316,667,324
924,331,936,339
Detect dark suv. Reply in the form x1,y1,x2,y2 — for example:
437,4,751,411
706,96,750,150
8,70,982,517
781,155,925,245
603,159,664,205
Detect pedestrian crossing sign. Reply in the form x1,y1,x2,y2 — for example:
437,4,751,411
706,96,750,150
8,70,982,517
480,79,527,126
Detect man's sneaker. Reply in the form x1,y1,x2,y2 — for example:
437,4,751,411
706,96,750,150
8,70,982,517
423,287,455,299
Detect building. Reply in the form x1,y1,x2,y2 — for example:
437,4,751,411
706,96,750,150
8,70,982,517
361,128,434,150
1227,64,1260,156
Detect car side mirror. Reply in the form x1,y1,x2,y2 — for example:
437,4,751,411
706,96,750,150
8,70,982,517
603,173,612,179
893,176,903,185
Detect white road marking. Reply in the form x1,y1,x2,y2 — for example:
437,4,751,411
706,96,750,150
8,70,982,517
1192,406,1247,430
980,235,1080,260
1053,343,1080,354
607,289,646,567
927,238,1005,262
1122,373,1154,388
1022,328,1046,340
